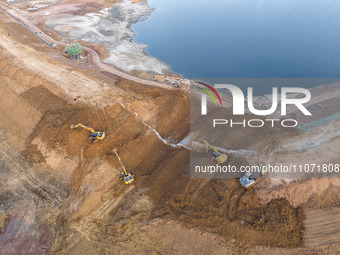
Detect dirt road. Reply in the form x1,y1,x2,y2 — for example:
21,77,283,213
0,3,176,91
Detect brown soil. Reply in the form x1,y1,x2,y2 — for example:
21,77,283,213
0,4,339,254
161,179,304,248
256,178,340,209
0,53,304,253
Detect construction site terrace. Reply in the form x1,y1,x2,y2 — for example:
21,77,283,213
0,0,339,254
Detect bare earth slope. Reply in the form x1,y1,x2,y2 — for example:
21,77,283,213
0,2,340,255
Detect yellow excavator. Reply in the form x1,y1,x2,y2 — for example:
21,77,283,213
70,123,105,142
112,148,134,184
203,139,228,164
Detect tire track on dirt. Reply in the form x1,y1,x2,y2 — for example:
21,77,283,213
0,145,62,206
303,207,340,247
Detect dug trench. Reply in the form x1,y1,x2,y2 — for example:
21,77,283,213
2,82,304,253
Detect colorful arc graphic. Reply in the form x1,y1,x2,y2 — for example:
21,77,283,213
198,87,217,105
197,82,223,106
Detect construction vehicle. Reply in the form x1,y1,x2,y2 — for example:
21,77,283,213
70,123,105,142
203,139,228,164
112,149,134,184
240,165,268,188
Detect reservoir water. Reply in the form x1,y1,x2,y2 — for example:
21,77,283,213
132,0,340,83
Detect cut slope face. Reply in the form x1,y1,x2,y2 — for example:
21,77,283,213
0,64,305,253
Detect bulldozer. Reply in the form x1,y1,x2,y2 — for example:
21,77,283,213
112,149,134,184
70,123,105,142
203,139,228,164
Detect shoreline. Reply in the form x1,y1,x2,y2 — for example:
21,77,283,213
36,0,173,76
0,1,178,91
6,0,340,94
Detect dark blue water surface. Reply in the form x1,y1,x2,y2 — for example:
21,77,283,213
132,0,340,79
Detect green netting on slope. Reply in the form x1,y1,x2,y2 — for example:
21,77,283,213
66,43,82,56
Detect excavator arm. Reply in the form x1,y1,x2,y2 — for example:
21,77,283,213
203,139,219,153
112,148,134,184
112,149,128,176
202,139,228,164
70,123,105,141
203,139,210,151
70,123,96,133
